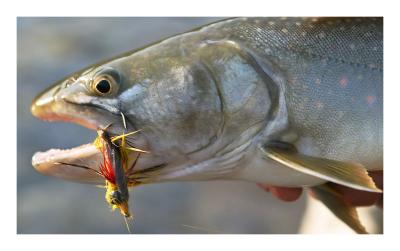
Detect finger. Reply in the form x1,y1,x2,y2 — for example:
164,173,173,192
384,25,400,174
328,183,381,207
331,170,383,207
376,195,383,208
269,186,303,202
369,170,383,189
370,170,383,208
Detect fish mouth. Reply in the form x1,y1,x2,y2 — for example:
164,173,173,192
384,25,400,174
30,84,155,184
31,93,117,184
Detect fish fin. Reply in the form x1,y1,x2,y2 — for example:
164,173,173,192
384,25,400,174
261,143,381,192
310,184,368,234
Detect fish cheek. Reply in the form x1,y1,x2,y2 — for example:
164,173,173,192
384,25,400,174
119,64,223,155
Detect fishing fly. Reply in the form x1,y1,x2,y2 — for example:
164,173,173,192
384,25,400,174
58,126,147,233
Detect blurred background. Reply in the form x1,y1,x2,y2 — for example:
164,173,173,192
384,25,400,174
17,17,380,234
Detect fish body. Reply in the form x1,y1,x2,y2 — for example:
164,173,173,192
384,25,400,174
31,17,383,192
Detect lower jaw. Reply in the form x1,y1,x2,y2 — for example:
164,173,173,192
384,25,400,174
32,143,105,184
31,136,168,185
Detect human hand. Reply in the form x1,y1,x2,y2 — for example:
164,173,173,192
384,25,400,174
257,170,383,207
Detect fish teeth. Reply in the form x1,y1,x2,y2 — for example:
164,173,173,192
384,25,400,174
32,143,99,165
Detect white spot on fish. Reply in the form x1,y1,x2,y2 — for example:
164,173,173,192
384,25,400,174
295,22,301,26
280,17,287,20
268,21,275,26
256,27,262,32
349,43,356,50
315,78,321,85
301,32,307,37
316,101,324,109
311,17,318,22
318,32,326,39
281,28,288,33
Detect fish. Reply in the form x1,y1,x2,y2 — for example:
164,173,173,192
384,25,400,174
31,17,383,233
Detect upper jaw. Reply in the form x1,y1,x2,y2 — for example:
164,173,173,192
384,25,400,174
31,80,121,131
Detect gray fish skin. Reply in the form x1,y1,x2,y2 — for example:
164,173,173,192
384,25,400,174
31,17,383,187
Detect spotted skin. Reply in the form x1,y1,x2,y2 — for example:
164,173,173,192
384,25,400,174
187,17,383,171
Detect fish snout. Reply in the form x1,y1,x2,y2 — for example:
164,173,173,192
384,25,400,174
31,84,61,120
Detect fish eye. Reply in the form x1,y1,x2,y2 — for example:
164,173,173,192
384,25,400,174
92,74,118,95
96,79,111,94
93,76,115,95
91,67,120,96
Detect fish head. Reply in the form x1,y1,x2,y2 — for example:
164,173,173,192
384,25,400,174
32,36,272,183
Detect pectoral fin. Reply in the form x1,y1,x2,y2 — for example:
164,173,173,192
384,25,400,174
261,143,381,192
310,184,368,234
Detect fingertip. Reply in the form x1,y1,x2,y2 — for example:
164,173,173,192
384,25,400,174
328,183,381,207
269,187,303,202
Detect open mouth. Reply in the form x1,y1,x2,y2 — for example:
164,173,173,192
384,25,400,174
30,82,171,186
30,91,136,184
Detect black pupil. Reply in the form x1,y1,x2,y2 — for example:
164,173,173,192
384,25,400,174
96,79,111,93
